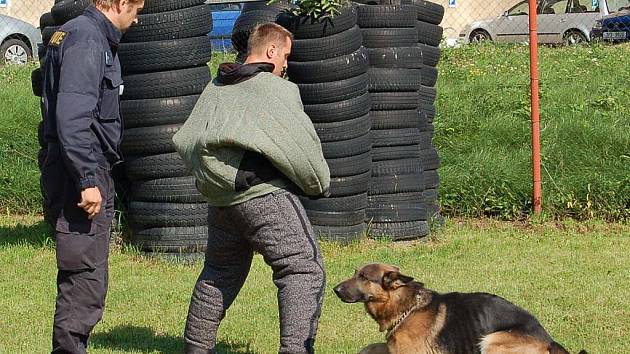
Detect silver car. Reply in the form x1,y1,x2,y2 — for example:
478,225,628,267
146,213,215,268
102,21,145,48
460,0,612,45
0,14,42,65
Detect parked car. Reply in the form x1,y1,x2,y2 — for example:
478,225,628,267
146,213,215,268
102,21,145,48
460,0,614,45
209,3,241,52
591,0,630,41
0,14,42,65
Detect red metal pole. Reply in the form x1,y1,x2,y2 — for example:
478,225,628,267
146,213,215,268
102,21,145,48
529,0,542,214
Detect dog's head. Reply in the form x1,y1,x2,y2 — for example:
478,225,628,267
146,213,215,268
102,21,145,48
333,263,416,304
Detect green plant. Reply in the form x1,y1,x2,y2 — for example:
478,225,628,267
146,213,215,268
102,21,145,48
271,0,349,19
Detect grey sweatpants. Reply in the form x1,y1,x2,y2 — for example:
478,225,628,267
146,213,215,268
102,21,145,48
184,189,326,354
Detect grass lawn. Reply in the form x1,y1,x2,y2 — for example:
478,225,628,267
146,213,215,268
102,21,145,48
1,216,628,353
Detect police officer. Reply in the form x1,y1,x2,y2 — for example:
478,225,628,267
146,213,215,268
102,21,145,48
41,1,144,353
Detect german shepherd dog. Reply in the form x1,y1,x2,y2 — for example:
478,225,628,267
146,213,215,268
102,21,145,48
334,263,587,354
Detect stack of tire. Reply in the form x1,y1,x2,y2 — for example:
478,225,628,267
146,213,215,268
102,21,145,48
357,3,430,240
408,0,445,223
275,5,371,243
116,0,213,261
231,0,292,62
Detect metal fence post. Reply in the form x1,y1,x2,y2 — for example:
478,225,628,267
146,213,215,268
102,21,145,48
528,0,542,214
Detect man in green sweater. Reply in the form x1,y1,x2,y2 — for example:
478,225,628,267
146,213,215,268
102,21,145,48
172,23,330,354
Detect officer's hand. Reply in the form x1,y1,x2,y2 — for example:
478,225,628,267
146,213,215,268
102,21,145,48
78,187,102,220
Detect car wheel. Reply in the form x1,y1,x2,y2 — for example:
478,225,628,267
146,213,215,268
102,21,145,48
1,39,32,65
564,30,587,45
470,30,491,43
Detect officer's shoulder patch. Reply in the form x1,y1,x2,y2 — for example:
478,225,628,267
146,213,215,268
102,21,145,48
49,31,67,47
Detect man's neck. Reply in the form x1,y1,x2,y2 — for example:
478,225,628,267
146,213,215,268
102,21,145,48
244,55,265,65
97,6,120,31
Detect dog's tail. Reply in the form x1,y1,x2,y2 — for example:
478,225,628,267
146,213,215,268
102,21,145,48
549,342,587,354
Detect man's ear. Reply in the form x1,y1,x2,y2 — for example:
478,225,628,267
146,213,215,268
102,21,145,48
266,44,277,59
382,271,414,290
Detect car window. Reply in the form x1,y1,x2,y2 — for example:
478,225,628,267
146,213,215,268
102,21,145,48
508,1,530,15
568,0,599,12
606,0,630,13
541,0,569,14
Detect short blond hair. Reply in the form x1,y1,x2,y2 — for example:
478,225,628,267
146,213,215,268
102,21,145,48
247,23,293,56
95,0,143,10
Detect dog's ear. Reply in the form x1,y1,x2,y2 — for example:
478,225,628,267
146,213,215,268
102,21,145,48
382,271,414,290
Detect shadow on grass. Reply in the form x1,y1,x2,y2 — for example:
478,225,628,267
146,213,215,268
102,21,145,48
0,220,52,248
91,325,259,354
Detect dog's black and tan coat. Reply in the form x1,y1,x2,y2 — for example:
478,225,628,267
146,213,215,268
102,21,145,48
334,264,587,354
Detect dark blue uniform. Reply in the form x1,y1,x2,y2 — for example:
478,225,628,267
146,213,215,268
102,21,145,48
41,6,122,354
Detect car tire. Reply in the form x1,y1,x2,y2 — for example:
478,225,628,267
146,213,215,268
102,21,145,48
303,92,372,123
314,113,371,142
121,124,181,156
366,46,423,68
132,225,208,252
371,91,420,110
326,151,372,177
424,169,440,189
419,43,440,67
312,223,366,243
371,128,422,147
297,73,368,104
128,201,209,229
277,5,358,39
360,27,418,48
329,171,371,197
306,209,365,227
372,158,423,176
118,36,212,74
371,110,424,130
416,21,443,46
51,0,92,25
122,66,211,100
121,95,200,128
321,133,372,159
368,220,430,240
356,4,416,28
406,0,445,25
1,39,32,65
420,65,438,87
372,145,422,161
563,30,587,45
125,153,190,181
287,46,369,83
470,29,492,43
131,176,205,203
140,0,206,14
368,68,422,92
290,25,363,62
366,203,427,222
300,193,368,212
420,147,440,170
122,5,213,43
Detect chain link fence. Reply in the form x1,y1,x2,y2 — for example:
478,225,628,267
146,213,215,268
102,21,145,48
1,0,627,64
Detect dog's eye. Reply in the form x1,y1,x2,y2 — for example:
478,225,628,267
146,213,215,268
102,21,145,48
357,273,366,280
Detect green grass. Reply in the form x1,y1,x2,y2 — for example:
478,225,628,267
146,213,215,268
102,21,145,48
0,216,628,353
436,43,630,220
1,45,628,220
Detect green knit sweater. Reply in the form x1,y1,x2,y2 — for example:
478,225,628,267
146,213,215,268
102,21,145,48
172,72,330,206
